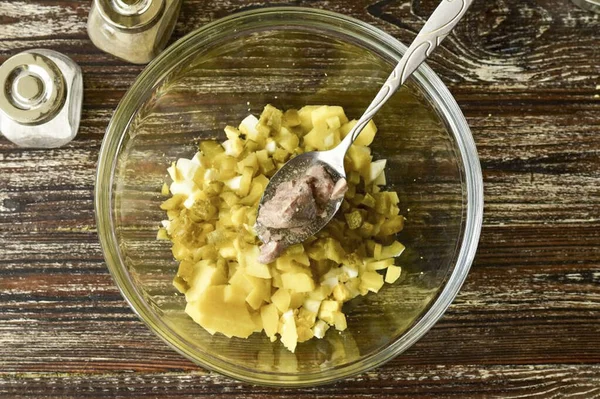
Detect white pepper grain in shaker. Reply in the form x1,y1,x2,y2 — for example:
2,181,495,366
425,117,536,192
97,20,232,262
87,0,182,64
0,50,83,148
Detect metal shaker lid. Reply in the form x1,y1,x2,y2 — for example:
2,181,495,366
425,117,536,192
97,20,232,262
95,0,165,30
0,52,66,125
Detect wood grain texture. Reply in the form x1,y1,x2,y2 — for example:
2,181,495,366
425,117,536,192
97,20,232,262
1,0,599,397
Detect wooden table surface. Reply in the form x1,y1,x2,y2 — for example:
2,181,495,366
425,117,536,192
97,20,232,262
1,0,599,397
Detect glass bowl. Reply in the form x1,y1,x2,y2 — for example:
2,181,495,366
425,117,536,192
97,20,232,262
95,7,483,387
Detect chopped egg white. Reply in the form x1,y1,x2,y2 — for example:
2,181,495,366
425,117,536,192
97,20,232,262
225,175,242,190
239,114,259,136
368,159,386,183
170,180,198,197
176,158,200,181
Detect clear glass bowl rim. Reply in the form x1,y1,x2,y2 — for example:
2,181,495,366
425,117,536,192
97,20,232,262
95,6,484,387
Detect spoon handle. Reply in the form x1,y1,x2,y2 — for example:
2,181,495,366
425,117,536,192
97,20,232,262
336,0,473,154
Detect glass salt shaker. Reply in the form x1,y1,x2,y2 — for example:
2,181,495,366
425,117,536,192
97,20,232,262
0,50,83,148
87,0,182,64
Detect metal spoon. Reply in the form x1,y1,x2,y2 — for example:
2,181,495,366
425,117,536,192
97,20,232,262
256,0,474,247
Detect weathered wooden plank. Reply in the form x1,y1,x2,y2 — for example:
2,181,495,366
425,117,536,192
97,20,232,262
1,261,599,372
1,365,600,398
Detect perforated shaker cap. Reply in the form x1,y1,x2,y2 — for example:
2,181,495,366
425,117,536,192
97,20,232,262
0,51,66,125
96,0,165,30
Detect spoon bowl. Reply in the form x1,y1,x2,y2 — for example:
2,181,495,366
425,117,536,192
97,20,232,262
255,150,345,247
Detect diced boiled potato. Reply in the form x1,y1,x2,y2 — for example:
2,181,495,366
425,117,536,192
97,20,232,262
247,275,271,300
340,119,356,138
280,310,298,353
302,125,327,151
354,120,377,146
347,145,371,173
340,119,377,146
185,285,255,338
360,271,384,293
246,288,265,310
251,312,263,333
184,260,228,302
246,278,271,310
272,288,291,313
303,298,322,314
371,242,382,259
298,105,321,132
241,246,272,279
311,106,348,130
255,150,276,175
332,283,351,302
326,116,341,130
289,292,306,310
173,275,188,293
282,273,315,293
261,303,279,341
318,300,340,324
229,267,253,295
276,128,300,152
237,152,259,175
380,241,406,259
385,265,402,284
367,258,394,271
333,311,347,331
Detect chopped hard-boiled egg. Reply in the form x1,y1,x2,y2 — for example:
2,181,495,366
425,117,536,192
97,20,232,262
160,105,405,352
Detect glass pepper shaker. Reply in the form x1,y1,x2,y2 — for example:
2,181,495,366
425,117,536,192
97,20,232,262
0,50,83,148
87,0,182,64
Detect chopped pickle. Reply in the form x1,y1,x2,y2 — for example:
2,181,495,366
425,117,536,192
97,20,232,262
159,105,406,352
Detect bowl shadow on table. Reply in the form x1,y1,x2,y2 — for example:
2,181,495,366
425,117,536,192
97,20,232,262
112,29,465,374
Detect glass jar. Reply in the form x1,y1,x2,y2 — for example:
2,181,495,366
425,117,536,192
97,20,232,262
0,50,83,148
87,0,182,64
